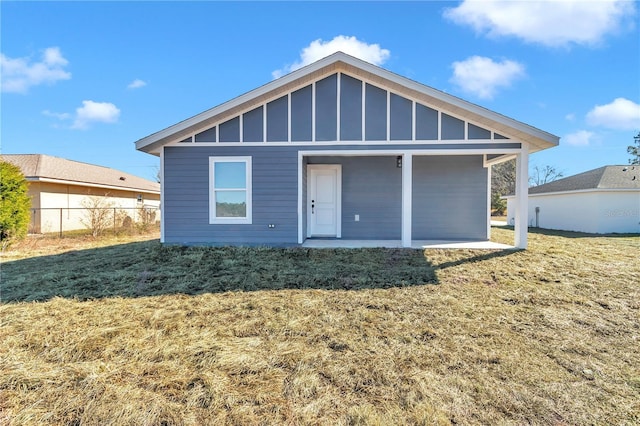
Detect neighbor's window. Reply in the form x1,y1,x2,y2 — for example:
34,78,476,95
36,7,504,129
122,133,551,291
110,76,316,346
209,156,252,224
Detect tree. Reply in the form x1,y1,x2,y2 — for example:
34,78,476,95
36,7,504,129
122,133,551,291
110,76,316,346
0,161,32,247
628,131,640,165
491,159,515,214
80,194,115,237
529,165,564,187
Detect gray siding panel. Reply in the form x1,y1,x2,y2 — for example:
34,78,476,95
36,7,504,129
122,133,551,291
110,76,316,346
365,83,387,140
164,144,503,245
164,146,298,245
412,155,488,240
291,85,312,141
468,123,491,140
415,104,438,140
441,113,465,140
316,74,337,141
340,74,363,141
390,93,412,140
307,156,401,239
267,96,288,142
219,117,240,142
243,106,263,142
195,127,216,142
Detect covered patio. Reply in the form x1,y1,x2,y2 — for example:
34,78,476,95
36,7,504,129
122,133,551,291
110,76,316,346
302,238,514,249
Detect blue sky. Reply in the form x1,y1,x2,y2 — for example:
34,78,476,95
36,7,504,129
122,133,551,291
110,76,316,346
2,1,639,182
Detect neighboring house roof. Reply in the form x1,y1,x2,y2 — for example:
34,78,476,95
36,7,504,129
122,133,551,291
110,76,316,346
528,165,640,195
135,51,559,155
1,154,160,194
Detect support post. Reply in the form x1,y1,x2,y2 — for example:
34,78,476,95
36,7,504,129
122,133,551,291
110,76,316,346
514,145,529,249
401,152,413,248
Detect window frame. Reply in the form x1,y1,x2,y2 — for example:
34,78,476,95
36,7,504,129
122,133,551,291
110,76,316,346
209,156,252,224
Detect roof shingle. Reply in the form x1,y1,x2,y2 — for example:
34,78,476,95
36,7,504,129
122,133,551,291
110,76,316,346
0,154,160,193
529,165,640,194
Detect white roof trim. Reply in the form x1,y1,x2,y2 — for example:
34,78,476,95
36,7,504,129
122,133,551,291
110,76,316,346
135,52,559,154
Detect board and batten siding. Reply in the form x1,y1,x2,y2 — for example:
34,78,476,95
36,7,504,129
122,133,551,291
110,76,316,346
164,146,298,245
412,155,488,240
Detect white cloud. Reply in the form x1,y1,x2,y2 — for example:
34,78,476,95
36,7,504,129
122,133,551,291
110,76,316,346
127,79,147,89
444,0,635,47
450,56,525,99
564,130,595,146
42,110,72,120
586,98,640,130
71,100,121,130
565,113,576,121
272,35,390,79
1,47,71,93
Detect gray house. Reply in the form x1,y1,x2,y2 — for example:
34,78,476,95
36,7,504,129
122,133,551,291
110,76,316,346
136,52,559,248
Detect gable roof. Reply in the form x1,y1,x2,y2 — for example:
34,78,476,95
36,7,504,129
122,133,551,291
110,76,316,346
1,154,160,194
529,165,640,195
135,51,559,155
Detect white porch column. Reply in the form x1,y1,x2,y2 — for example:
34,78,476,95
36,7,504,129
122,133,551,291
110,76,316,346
160,146,165,243
514,144,529,249
401,152,413,247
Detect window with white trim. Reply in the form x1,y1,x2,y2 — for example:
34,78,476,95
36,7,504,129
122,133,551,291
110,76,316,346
209,156,252,224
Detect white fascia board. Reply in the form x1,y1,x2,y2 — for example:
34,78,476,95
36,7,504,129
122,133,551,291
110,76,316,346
135,54,343,154
27,177,161,194
135,51,559,154
335,54,559,149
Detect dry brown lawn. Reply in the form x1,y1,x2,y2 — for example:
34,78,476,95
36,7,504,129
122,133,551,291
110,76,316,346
1,227,639,425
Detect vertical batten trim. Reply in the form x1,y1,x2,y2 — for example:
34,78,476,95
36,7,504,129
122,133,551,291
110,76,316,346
160,146,165,243
386,91,391,141
437,111,442,141
412,101,416,142
239,114,244,143
287,93,292,143
336,73,341,141
215,124,219,143
361,80,366,141
312,82,316,142
263,102,267,143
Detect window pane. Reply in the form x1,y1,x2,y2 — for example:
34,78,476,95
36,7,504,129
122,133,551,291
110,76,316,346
215,190,246,217
215,162,246,188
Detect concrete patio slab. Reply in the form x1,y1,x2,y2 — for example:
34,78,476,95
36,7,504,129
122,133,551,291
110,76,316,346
302,239,515,249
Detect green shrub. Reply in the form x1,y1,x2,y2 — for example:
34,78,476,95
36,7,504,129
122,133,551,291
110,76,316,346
491,192,507,216
0,161,31,246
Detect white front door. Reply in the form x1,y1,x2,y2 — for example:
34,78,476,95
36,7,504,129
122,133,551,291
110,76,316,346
308,165,341,237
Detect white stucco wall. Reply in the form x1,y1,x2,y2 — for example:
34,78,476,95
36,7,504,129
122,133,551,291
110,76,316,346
506,190,640,234
29,181,161,233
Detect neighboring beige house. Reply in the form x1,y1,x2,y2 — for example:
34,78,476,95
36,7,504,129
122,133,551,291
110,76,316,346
1,154,160,234
505,165,640,234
